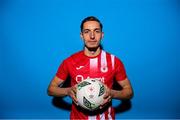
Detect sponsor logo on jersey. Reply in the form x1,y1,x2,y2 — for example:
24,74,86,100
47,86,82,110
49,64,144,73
75,75,105,83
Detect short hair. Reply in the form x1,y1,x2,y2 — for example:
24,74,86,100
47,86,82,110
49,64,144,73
80,16,103,32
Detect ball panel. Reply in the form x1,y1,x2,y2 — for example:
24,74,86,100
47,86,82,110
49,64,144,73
77,81,91,90
98,83,105,97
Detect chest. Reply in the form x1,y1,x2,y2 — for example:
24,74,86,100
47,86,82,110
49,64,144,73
67,56,115,87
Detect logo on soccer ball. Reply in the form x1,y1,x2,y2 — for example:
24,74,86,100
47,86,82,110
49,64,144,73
77,81,91,90
98,83,105,97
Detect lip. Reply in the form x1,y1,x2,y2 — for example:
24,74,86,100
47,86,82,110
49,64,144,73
88,40,97,42
88,41,97,45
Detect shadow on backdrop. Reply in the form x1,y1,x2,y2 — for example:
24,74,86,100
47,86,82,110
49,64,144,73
52,77,132,113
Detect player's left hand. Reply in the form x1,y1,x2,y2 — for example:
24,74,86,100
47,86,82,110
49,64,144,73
100,85,112,109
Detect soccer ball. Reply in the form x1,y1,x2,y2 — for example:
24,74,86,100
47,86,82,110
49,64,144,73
76,78,106,111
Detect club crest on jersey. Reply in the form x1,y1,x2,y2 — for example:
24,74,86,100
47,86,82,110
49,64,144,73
101,66,108,73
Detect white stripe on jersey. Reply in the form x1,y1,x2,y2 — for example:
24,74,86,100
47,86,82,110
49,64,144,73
108,107,112,120
100,113,105,120
110,54,115,70
88,115,96,120
88,113,105,120
101,50,108,72
90,58,98,70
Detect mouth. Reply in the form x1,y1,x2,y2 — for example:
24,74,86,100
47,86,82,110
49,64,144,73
88,41,98,46
88,41,97,43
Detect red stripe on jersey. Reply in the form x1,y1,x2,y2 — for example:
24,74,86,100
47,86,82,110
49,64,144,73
96,114,100,120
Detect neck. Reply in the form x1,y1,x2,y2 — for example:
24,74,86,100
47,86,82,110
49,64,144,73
84,47,101,57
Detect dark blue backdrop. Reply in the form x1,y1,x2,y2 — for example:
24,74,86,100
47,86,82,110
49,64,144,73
0,0,179,119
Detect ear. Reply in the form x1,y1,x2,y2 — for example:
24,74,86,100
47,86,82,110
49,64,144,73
80,32,83,40
101,32,104,39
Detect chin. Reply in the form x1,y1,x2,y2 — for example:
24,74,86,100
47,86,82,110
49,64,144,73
85,45,100,51
87,44,99,48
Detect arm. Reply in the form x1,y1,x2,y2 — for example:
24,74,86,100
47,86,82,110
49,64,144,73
101,78,133,108
110,78,133,100
47,76,78,103
47,76,69,97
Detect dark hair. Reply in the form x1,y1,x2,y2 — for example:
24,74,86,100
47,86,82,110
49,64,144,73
80,16,103,32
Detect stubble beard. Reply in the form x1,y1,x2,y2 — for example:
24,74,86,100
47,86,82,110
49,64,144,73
85,45,99,51
84,40,102,52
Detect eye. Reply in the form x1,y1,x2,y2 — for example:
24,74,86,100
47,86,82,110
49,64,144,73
83,30,90,34
95,30,101,33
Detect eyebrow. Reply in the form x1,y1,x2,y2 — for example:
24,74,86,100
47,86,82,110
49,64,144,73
83,28,101,31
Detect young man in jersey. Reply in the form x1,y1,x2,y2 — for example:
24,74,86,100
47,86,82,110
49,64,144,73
47,16,133,119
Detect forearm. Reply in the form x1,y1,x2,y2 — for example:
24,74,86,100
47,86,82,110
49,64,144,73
111,88,133,100
48,86,70,97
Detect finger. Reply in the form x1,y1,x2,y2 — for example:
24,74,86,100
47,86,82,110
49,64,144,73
101,95,112,106
103,90,109,98
103,93,108,99
103,90,110,99
71,94,78,105
101,98,108,106
72,86,77,94
71,91,78,102
73,90,77,102
72,99,78,106
71,85,79,106
107,95,112,102
100,100,108,109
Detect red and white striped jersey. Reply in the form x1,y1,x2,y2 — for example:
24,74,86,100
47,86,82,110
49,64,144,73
56,50,127,120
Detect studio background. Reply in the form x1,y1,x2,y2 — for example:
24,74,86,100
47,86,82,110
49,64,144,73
0,0,179,119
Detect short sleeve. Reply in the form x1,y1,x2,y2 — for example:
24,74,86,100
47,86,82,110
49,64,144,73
56,60,69,80
114,58,127,81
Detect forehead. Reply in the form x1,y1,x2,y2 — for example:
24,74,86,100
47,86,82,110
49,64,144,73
83,21,101,30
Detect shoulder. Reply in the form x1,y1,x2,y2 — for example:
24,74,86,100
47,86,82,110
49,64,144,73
103,50,124,65
67,51,83,59
103,50,120,60
63,51,84,63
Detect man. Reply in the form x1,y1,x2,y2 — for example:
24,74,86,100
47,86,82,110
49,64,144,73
47,16,133,119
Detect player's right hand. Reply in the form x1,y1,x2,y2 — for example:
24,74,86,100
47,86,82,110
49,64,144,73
67,85,78,106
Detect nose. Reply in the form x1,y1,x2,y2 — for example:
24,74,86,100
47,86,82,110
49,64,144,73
90,32,95,39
